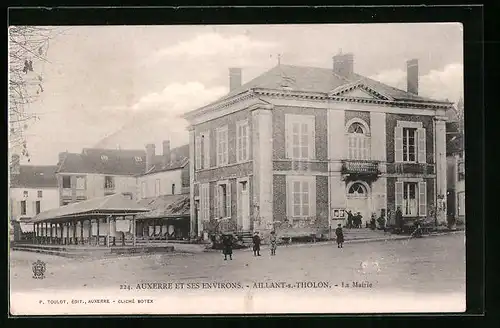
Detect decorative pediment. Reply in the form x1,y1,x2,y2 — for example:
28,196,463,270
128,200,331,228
329,81,394,101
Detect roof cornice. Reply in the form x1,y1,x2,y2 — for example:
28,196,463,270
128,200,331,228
182,90,255,121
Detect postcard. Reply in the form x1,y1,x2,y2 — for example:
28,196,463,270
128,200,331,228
8,22,466,315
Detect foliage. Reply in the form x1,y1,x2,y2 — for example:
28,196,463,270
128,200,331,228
9,26,60,163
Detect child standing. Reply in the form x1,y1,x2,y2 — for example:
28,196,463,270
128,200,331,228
222,234,233,260
269,231,277,256
335,224,344,248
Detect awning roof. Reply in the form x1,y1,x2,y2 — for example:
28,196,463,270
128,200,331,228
136,194,190,220
28,193,150,223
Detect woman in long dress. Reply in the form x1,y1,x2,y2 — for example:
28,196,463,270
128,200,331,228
269,231,277,256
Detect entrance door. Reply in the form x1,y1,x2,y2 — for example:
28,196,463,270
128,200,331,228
346,182,370,227
239,180,251,231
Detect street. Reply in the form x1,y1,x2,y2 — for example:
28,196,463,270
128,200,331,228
10,233,465,296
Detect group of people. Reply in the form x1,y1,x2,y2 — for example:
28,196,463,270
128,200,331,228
345,210,363,229
221,231,278,260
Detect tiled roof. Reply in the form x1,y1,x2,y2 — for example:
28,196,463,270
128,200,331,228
10,165,58,188
142,145,189,176
216,64,442,104
136,194,190,219
57,150,147,175
29,193,150,223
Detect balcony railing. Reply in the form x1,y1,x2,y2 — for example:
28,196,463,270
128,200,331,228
341,160,380,175
387,163,435,175
62,188,72,197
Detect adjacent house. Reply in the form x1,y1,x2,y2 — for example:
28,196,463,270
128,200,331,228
446,98,465,224
9,154,59,239
56,148,148,205
183,52,454,240
136,141,191,240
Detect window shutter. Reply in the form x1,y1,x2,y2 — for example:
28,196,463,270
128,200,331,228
226,182,231,218
214,184,219,218
204,132,210,169
417,128,426,163
418,181,427,216
310,118,316,160
195,136,201,169
285,117,291,158
244,124,249,161
365,137,371,160
394,127,403,162
395,181,403,211
310,178,316,218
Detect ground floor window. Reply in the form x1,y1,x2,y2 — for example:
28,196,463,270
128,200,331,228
395,180,427,217
200,183,210,221
458,192,465,216
215,181,231,218
286,176,316,221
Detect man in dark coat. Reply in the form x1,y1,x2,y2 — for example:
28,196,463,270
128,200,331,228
335,224,344,248
346,210,353,229
222,234,233,260
252,232,261,256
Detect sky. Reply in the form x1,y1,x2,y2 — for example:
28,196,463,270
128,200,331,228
13,23,463,165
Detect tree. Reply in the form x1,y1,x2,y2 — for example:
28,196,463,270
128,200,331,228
8,26,58,163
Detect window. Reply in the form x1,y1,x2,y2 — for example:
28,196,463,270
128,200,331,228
23,190,28,197
395,122,426,163
286,115,315,160
104,176,114,190
76,176,86,190
287,176,316,219
236,120,249,162
155,179,160,197
348,182,366,197
101,155,108,161
395,180,427,217
134,156,143,162
458,161,465,181
195,132,210,170
171,183,176,195
37,190,43,198
214,182,231,218
20,201,26,215
347,121,370,160
62,176,71,188
216,126,229,166
35,201,41,214
458,192,465,216
200,183,210,221
141,181,147,199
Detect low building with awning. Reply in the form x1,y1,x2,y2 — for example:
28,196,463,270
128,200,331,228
26,193,150,247
136,194,190,241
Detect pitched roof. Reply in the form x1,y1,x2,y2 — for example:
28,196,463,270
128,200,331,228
57,148,147,175
10,165,58,188
29,193,150,223
136,194,190,219
215,64,442,105
141,145,189,176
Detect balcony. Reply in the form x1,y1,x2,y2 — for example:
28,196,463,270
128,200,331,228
386,163,435,175
341,160,380,182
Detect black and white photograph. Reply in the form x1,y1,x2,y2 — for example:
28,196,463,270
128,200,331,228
8,21,466,315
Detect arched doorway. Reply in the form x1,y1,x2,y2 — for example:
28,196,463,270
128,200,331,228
346,181,371,227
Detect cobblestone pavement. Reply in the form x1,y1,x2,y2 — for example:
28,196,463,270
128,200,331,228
10,233,465,296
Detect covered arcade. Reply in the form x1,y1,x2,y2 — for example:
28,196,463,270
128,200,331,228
27,193,150,247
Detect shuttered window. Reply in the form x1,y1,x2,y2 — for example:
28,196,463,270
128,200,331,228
216,127,228,166
200,183,210,221
395,122,426,163
395,180,427,217
347,122,370,160
214,182,231,218
195,136,201,170
236,120,249,162
286,114,315,160
286,176,316,220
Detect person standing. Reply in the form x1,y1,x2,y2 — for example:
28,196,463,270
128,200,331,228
346,210,353,229
222,234,233,260
252,231,261,256
335,224,344,248
269,231,277,256
395,206,403,234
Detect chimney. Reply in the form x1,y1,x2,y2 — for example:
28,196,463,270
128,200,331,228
333,52,354,78
229,68,242,91
162,140,171,167
11,154,20,175
406,59,419,95
58,152,67,165
145,143,155,172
